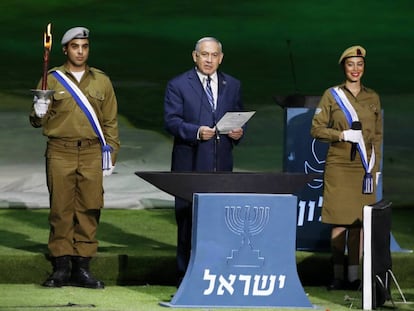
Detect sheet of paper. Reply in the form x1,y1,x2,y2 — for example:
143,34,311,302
216,111,256,134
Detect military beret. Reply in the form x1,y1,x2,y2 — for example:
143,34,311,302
61,27,90,45
338,45,366,64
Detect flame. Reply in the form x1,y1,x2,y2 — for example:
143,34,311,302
43,23,52,50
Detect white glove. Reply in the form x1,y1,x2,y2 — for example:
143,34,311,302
103,165,115,177
342,129,362,143
33,96,51,118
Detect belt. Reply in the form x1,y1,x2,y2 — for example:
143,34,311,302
48,138,100,147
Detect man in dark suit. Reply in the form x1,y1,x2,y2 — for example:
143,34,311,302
164,37,244,286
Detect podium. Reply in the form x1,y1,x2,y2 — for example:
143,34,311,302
135,172,314,308
134,171,317,202
168,193,313,308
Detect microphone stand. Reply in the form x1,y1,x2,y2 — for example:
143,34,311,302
350,121,362,161
213,111,219,172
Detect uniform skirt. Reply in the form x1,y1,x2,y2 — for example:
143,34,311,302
321,144,377,225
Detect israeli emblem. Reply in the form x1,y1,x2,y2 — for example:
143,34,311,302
225,205,270,267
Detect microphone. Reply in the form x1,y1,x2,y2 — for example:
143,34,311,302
350,121,362,161
213,122,220,141
213,110,220,142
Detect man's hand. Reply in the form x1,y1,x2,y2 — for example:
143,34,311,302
33,96,51,118
199,126,216,140
228,127,243,140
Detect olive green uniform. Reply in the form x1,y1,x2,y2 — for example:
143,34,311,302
311,84,382,225
30,64,120,257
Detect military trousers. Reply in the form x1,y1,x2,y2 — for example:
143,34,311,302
45,138,103,257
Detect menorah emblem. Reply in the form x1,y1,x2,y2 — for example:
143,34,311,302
225,205,270,267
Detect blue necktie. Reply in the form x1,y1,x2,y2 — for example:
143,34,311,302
205,76,215,111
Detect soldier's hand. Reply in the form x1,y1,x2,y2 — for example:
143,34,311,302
33,96,51,118
103,165,115,177
342,129,362,143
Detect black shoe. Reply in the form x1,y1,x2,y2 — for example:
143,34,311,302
71,268,105,289
347,279,361,291
42,256,71,287
327,279,345,291
70,256,104,289
43,269,71,287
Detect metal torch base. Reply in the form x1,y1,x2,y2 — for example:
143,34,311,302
31,89,55,100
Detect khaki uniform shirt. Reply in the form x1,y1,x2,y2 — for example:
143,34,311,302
30,64,120,162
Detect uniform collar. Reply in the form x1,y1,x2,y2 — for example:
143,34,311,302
339,82,368,95
62,64,92,75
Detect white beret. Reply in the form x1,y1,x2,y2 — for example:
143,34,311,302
61,27,89,45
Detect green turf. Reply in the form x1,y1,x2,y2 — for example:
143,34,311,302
0,207,411,310
0,284,412,311
0,208,413,286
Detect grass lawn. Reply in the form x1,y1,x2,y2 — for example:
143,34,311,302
0,208,413,310
0,284,412,310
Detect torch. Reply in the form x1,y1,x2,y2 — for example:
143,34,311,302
42,23,52,90
31,23,55,103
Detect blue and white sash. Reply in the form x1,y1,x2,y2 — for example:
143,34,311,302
51,70,112,171
330,87,375,194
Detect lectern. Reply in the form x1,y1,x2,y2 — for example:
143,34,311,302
164,193,313,308
134,171,317,202
135,172,315,308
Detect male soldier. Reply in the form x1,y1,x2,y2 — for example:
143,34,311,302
30,26,120,288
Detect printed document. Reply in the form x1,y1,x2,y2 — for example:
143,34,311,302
216,111,256,134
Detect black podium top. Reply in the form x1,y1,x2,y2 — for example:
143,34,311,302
135,171,318,202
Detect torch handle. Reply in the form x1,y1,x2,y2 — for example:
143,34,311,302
42,48,50,90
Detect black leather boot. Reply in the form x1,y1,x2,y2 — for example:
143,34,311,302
70,256,104,289
42,255,71,287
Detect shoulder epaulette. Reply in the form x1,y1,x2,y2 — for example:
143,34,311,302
90,67,107,76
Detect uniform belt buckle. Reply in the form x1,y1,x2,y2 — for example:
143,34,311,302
77,140,82,147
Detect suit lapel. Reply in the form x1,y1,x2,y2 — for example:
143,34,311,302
216,72,227,117
188,69,212,112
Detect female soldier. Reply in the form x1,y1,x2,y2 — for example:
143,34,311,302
311,45,383,290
